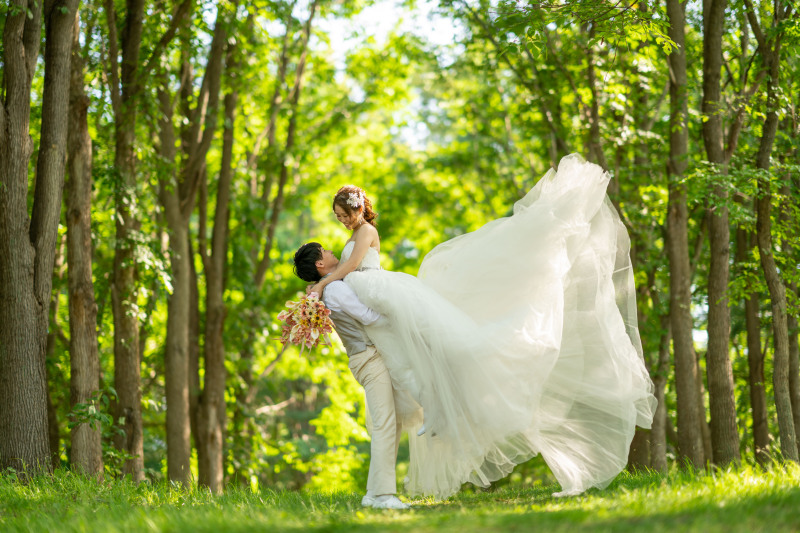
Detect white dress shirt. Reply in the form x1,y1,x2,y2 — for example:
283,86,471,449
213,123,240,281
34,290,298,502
323,280,381,325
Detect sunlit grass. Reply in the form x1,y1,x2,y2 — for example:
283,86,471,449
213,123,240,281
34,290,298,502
1,465,799,532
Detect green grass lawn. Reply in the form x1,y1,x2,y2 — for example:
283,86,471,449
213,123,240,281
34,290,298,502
1,465,799,532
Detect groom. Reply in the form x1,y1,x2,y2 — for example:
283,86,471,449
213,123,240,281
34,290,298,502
293,242,410,510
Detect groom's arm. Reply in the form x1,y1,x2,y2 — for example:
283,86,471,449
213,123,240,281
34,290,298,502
323,281,381,326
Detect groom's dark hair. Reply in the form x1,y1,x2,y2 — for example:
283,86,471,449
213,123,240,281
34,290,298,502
293,242,323,282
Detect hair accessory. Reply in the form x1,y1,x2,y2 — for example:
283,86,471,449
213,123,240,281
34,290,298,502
346,191,364,209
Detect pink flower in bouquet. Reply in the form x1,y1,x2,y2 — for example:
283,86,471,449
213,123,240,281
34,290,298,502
277,292,334,351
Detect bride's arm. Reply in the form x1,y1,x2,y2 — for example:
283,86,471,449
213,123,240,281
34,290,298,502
309,225,377,295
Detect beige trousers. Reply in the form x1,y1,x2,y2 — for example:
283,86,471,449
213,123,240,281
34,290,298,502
348,345,402,497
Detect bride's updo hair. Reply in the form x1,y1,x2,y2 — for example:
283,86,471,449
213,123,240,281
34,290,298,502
333,185,378,227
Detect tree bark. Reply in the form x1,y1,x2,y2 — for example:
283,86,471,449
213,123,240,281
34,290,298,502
754,156,796,462
780,171,800,458
745,0,798,462
45,265,65,470
189,232,203,482
666,0,706,468
643,268,671,472
627,429,650,471
702,0,740,467
46,374,61,470
651,317,672,472
253,0,318,288
157,4,229,484
584,25,609,172
67,11,103,478
460,1,570,164
0,0,77,476
788,287,800,457
628,275,657,470
198,88,237,493
162,195,193,484
157,87,193,485
107,0,146,481
736,227,770,463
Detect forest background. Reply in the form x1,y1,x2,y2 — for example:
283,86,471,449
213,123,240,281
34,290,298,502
1,0,799,496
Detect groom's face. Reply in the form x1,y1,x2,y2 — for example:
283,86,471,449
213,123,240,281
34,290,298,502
316,247,339,273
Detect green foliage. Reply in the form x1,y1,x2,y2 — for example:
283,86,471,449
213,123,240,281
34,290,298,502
18,0,800,491
67,388,114,433
507,0,673,52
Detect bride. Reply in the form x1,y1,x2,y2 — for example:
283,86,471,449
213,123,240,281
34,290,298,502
305,154,656,500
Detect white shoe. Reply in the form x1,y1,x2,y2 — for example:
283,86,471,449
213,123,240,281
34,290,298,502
417,423,437,437
361,495,375,507
371,495,410,510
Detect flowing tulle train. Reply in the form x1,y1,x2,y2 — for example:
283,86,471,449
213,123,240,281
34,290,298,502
343,154,656,499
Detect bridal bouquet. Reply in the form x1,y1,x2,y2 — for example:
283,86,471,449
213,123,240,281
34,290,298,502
277,292,334,351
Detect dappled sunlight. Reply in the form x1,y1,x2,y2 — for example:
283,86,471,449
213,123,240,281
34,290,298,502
2,466,800,531
1,0,799,523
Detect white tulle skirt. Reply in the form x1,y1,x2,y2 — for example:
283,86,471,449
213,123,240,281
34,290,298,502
344,154,656,500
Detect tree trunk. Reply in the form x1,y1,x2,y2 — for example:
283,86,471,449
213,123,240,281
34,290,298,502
44,275,64,469
156,4,228,484
702,0,739,467
108,0,146,481
46,238,66,470
105,0,193,481
198,89,237,493
46,376,61,469
188,232,202,481
0,0,77,476
164,220,192,483
754,164,796,462
623,12,663,470
67,11,103,478
736,227,770,463
110,123,146,472
750,27,798,464
163,188,193,486
156,87,193,485
696,354,713,461
651,317,672,472
464,5,571,164
254,0,319,288
231,351,254,484
788,290,800,458
584,25,609,172
627,276,656,470
780,153,800,458
640,266,671,472
666,0,706,468
780,167,800,458
627,429,650,471
189,233,203,482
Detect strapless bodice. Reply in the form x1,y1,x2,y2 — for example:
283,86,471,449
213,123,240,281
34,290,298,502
341,241,381,270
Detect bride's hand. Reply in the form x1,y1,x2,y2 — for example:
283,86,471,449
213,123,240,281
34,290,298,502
307,282,323,296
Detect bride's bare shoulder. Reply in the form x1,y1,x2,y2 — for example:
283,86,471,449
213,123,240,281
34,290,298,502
355,224,380,252
355,223,379,242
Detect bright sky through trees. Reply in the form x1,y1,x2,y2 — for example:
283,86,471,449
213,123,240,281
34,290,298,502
316,0,464,147
318,0,463,67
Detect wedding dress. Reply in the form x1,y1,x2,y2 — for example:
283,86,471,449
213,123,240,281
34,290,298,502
341,154,656,500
